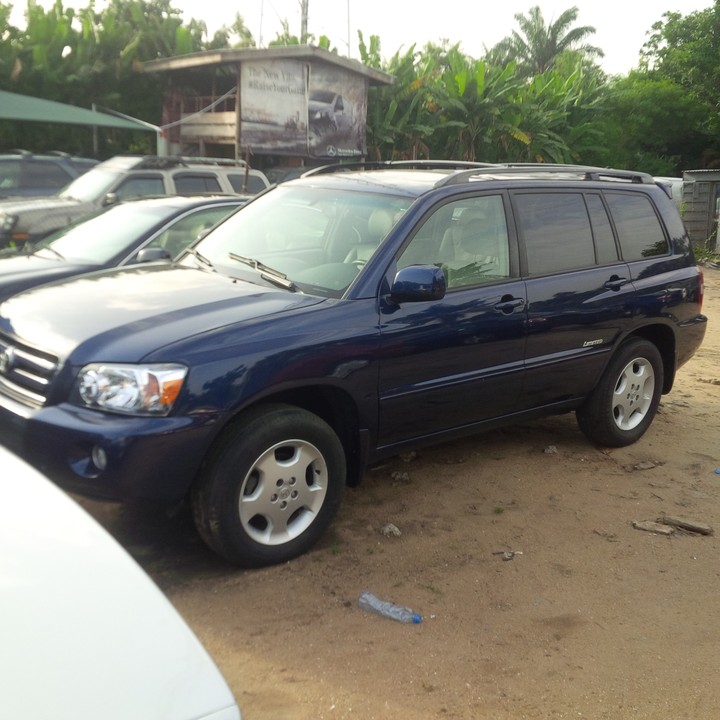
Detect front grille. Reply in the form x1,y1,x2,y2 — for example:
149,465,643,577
0,333,59,406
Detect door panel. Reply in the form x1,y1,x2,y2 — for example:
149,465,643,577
378,281,527,446
377,193,526,447
521,267,635,408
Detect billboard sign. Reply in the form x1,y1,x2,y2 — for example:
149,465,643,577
240,59,367,158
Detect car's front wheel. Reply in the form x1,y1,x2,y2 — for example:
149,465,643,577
576,338,663,447
192,404,346,566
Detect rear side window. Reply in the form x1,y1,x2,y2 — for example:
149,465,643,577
228,173,268,194
604,192,669,260
173,173,222,194
585,194,619,265
514,192,595,275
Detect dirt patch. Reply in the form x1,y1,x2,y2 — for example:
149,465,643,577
82,267,720,720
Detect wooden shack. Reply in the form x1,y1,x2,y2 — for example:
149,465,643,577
143,46,393,175
682,169,720,249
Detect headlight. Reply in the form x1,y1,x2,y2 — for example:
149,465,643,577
0,213,17,233
77,363,187,416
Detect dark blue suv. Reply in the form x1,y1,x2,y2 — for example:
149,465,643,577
0,162,707,566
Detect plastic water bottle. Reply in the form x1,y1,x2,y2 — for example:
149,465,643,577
358,591,422,624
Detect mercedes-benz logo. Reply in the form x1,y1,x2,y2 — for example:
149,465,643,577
0,346,14,375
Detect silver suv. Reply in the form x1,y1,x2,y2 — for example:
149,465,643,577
0,154,270,249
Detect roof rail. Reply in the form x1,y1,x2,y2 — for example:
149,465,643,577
302,159,497,178
135,155,250,170
437,163,655,187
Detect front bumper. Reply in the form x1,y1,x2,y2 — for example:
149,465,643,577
0,393,223,502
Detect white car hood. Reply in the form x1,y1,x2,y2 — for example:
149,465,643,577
0,447,241,720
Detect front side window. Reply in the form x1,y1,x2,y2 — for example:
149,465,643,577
515,192,595,275
114,174,165,201
398,195,510,289
605,191,668,260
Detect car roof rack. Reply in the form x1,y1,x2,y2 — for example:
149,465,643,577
437,163,656,187
134,155,250,170
302,160,497,177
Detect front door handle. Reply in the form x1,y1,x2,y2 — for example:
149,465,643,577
494,296,526,314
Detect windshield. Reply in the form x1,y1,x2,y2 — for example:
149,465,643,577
58,168,121,202
184,184,411,297
35,203,176,263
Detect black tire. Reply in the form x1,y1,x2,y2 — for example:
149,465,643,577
576,338,663,447
192,404,346,566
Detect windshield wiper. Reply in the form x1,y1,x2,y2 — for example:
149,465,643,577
228,252,297,291
187,247,215,270
34,245,65,261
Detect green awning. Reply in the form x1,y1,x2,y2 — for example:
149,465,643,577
0,90,155,131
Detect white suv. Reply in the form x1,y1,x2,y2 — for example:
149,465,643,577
0,154,270,249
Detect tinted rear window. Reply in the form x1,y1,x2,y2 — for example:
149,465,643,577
604,192,668,261
515,192,595,275
228,173,268,194
174,173,222,194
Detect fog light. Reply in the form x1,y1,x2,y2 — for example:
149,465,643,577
91,445,108,472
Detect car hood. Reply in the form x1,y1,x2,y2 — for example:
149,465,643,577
0,446,241,720
0,263,325,361
0,253,95,302
0,195,81,214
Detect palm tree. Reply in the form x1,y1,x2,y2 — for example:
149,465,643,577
490,5,603,77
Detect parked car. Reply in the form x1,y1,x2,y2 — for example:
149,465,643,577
0,445,241,720
308,90,352,135
0,195,245,302
0,154,270,249
0,161,707,568
0,149,98,198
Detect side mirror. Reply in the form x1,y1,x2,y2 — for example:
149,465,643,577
136,247,172,264
390,265,446,303
101,192,118,207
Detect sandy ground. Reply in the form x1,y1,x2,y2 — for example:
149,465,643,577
83,266,720,720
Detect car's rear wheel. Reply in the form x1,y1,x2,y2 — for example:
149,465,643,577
192,404,346,566
576,338,663,447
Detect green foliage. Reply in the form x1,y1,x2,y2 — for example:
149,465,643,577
640,1,720,168
579,71,714,174
0,0,718,174
642,2,720,108
489,5,603,77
